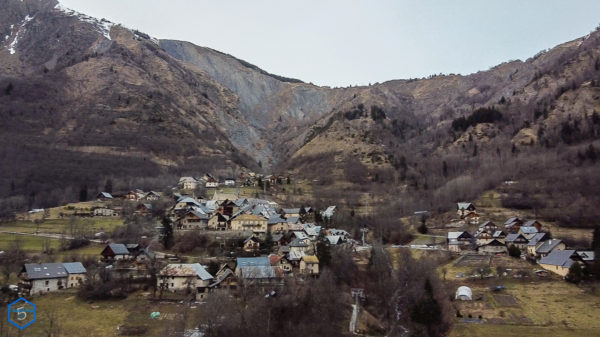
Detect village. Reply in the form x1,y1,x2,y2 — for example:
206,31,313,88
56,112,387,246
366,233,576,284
1,174,598,336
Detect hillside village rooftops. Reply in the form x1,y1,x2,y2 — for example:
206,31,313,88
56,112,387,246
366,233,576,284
301,255,319,264
505,233,527,242
107,243,130,255
268,215,286,225
519,226,538,234
282,208,301,214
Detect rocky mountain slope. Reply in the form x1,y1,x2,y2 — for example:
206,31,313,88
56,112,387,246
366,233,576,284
1,0,599,226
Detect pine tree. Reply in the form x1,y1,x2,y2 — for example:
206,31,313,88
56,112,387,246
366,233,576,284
161,216,174,250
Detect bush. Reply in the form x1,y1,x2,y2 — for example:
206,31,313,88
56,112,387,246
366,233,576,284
452,107,503,132
508,245,521,258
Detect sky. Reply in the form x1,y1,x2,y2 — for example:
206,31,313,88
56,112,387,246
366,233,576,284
59,0,600,87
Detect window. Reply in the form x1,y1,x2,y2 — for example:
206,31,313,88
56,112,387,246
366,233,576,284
45,280,49,286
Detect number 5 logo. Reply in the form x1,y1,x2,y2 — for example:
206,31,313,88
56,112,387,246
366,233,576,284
16,307,26,321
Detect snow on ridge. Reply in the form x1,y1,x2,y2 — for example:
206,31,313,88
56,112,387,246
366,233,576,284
8,14,34,55
54,2,114,40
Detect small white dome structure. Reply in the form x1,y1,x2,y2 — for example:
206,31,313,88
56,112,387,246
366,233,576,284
455,286,473,301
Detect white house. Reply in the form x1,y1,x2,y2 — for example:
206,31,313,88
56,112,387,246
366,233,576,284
157,264,214,298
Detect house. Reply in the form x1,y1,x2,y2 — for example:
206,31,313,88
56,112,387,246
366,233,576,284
456,202,476,218
463,211,480,225
505,233,529,251
101,243,131,260
93,207,118,217
235,257,282,286
326,235,344,245
136,203,153,215
289,238,310,254
125,190,138,200
504,217,524,233
135,248,156,263
267,215,289,233
20,262,87,295
299,255,319,276
157,264,214,298
63,262,87,288
269,254,293,273
455,286,472,301
223,178,236,187
576,251,595,264
243,236,261,253
492,230,507,243
174,197,202,211
322,206,336,219
208,265,237,290
219,199,239,217
538,250,578,277
536,239,566,258
179,177,199,190
96,192,113,200
230,214,268,234
282,208,301,218
271,234,287,247
447,231,473,252
287,250,305,266
207,213,229,231
477,239,507,254
205,177,219,188
518,226,539,240
522,220,543,231
143,191,162,201
177,211,209,230
526,233,548,256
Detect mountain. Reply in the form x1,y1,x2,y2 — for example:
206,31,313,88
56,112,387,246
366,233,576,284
1,0,599,227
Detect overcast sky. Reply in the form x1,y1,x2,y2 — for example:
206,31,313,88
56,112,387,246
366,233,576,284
59,0,600,87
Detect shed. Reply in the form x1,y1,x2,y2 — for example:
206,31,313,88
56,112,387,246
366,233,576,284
455,286,472,301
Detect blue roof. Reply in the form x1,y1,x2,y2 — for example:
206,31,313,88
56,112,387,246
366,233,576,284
108,243,130,255
63,262,87,274
236,257,270,267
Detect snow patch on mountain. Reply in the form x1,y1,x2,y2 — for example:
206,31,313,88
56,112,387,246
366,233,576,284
54,2,114,40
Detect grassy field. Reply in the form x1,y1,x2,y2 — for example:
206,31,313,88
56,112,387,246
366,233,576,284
0,217,124,235
444,254,600,337
1,290,196,337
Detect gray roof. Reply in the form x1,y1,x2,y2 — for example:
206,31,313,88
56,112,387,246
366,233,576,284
519,226,538,234
239,266,276,279
23,263,68,280
577,251,595,262
268,215,286,225
527,233,547,246
290,238,309,247
536,239,563,254
286,216,300,224
63,262,87,274
457,202,474,210
326,235,343,245
236,257,270,267
98,192,113,199
539,250,576,268
523,220,541,227
282,208,300,214
493,230,506,238
107,243,130,255
160,263,213,280
505,234,527,243
504,217,521,226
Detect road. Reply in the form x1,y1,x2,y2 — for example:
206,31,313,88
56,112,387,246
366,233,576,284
0,230,105,244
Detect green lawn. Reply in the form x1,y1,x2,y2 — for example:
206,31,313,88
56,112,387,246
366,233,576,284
0,233,60,252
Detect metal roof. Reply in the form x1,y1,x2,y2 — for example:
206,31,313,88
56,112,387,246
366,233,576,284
160,263,213,280
239,266,276,279
527,233,547,246
536,239,563,254
519,226,538,234
236,257,270,267
108,243,130,255
63,262,87,274
539,250,576,268
457,202,474,210
24,263,69,280
282,208,300,214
